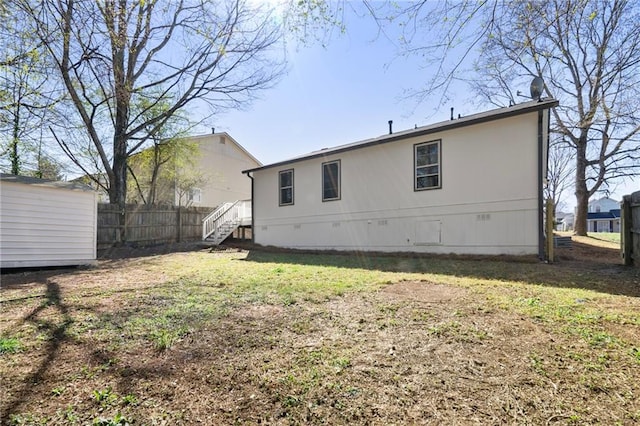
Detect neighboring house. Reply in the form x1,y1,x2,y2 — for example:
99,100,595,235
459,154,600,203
556,212,574,232
243,99,557,256
128,132,261,208
72,173,110,202
0,173,97,268
588,196,619,214
586,197,620,233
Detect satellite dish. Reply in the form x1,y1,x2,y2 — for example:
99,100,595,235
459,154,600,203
530,76,544,101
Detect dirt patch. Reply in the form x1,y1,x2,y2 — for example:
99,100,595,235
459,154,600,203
1,240,639,424
555,238,622,265
380,280,468,303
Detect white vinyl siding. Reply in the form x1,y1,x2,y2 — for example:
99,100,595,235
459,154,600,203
0,179,97,268
251,111,542,256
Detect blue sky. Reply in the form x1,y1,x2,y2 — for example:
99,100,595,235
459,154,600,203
198,3,638,207
205,4,470,164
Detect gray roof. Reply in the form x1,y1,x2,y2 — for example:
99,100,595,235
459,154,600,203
243,98,559,174
1,173,96,192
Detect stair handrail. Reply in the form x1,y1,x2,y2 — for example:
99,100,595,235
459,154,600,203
202,201,239,240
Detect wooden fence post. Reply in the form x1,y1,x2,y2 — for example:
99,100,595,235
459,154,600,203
621,195,632,266
545,198,554,263
176,206,182,243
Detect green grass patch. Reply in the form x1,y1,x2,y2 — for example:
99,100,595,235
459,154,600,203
0,337,22,354
587,232,620,244
2,247,639,424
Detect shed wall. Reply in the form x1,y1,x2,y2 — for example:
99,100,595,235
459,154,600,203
252,113,541,255
1,181,97,267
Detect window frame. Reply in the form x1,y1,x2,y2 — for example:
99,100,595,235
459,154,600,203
414,140,442,191
278,169,294,206
322,159,341,202
189,187,202,203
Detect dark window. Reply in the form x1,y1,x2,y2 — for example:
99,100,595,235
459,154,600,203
415,140,441,190
279,169,294,206
322,160,341,201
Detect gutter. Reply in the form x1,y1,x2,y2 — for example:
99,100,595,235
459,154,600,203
243,170,255,243
537,109,547,261
538,108,553,260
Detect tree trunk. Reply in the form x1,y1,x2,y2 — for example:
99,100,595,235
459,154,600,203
109,0,131,241
11,104,20,175
110,143,128,243
574,136,589,236
149,144,162,204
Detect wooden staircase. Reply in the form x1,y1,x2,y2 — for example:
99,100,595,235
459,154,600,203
202,200,251,245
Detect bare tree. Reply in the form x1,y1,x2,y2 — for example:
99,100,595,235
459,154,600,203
358,0,640,236
473,0,640,235
545,137,575,214
17,0,284,213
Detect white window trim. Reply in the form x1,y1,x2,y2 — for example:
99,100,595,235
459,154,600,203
192,188,202,202
279,169,294,206
322,159,341,202
414,140,442,191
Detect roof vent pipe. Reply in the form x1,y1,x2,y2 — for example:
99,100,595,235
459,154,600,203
388,120,393,134
211,127,215,134
450,107,454,120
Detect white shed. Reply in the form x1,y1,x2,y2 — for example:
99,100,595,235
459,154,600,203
244,99,558,257
1,174,97,268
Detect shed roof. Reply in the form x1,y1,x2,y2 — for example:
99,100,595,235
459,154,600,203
243,98,559,174
1,173,96,192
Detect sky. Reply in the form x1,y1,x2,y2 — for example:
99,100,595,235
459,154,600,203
195,3,639,209
202,3,469,163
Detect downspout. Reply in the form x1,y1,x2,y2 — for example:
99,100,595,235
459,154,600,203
244,171,255,243
537,110,545,260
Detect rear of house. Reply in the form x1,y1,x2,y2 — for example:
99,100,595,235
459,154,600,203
192,132,262,207
1,174,97,268
127,132,261,208
244,100,557,256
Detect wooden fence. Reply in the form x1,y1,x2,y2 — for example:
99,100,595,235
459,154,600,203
621,191,640,267
97,204,214,250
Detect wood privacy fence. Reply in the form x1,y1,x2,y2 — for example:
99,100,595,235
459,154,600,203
97,204,214,250
621,191,640,267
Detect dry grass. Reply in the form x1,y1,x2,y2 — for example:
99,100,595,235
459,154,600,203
1,238,639,425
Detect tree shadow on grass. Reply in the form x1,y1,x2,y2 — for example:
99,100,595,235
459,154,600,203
1,280,74,419
241,243,640,298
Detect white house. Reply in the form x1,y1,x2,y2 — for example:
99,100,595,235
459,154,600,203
586,197,620,233
0,174,98,268
183,132,262,207
588,197,619,214
556,213,574,232
83,132,261,208
243,99,558,256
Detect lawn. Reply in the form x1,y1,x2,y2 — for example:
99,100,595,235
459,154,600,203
587,232,621,245
1,239,639,425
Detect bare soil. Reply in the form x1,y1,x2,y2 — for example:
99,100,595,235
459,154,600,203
1,237,639,425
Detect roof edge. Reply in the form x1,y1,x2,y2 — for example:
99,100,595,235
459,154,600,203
243,99,558,174
1,173,97,192
184,132,263,167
